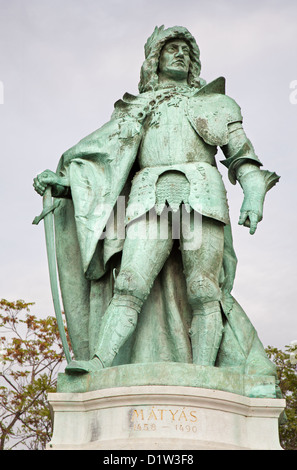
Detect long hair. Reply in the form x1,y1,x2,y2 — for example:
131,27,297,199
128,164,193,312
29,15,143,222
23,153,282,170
138,25,206,93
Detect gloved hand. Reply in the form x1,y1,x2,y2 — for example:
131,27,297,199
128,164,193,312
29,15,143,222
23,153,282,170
237,169,266,235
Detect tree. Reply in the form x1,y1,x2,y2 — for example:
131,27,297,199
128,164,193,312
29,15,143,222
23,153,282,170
266,343,297,450
0,299,69,450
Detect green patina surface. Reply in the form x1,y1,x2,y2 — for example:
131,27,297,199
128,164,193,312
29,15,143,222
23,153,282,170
33,26,280,398
57,363,278,399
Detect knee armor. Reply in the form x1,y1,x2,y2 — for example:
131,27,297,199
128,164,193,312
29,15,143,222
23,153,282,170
186,274,221,309
114,267,152,301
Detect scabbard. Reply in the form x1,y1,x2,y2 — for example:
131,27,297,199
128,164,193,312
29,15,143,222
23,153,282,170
42,187,72,364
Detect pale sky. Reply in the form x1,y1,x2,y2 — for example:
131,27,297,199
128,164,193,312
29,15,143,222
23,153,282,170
0,0,296,350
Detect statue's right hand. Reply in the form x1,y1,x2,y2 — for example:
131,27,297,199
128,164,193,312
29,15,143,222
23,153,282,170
33,170,60,196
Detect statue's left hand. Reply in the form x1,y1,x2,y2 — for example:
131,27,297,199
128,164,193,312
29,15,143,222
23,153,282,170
236,167,268,235
238,196,263,235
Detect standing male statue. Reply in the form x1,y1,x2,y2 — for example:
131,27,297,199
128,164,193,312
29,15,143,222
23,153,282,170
33,26,279,378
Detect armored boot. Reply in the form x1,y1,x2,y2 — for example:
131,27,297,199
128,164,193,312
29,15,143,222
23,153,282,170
95,294,142,367
65,294,143,374
189,300,224,366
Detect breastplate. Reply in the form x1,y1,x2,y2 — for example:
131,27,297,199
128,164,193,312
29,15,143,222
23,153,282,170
125,90,229,227
138,93,217,168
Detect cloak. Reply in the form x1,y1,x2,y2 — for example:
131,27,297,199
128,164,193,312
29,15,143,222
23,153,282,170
53,78,277,380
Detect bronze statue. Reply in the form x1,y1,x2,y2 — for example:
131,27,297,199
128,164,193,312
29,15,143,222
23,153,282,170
33,26,279,383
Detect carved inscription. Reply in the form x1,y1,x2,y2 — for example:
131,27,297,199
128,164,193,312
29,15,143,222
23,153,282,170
130,406,198,433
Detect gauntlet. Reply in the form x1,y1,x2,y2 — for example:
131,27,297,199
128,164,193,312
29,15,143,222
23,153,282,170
221,122,279,234
237,167,279,234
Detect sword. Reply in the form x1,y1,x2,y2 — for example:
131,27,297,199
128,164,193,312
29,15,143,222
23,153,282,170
33,186,72,364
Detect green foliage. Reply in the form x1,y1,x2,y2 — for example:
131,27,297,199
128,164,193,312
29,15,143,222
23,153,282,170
266,343,297,450
0,299,69,450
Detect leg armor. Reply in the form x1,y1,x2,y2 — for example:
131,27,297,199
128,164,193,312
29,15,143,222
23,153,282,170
66,217,173,374
189,300,224,366
181,216,225,367
186,274,223,366
65,293,142,374
95,293,143,367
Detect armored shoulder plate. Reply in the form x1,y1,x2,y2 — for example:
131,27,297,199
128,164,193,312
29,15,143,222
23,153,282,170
187,77,243,147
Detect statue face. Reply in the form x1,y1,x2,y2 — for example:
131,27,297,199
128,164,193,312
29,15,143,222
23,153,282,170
158,39,191,82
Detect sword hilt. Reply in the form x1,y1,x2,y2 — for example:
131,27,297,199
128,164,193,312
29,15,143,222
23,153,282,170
32,186,61,225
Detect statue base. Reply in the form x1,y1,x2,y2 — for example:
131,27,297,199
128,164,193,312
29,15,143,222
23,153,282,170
47,364,285,450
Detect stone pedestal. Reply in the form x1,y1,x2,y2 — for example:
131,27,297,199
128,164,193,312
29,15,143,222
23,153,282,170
47,364,285,450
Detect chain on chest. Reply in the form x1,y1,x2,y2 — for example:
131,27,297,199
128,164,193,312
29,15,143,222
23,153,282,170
145,93,189,128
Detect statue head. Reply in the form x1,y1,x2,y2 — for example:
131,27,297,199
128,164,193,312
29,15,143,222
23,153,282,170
138,25,205,93
158,38,191,85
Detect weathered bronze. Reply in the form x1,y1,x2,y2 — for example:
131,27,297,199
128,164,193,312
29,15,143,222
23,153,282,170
33,26,279,390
